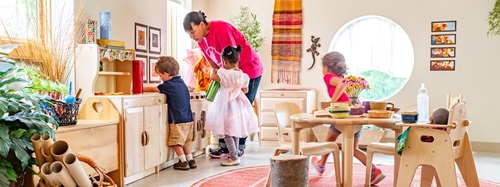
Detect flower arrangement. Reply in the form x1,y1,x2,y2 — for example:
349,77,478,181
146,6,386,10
341,75,370,97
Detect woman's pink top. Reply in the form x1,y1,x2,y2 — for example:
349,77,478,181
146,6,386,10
323,73,349,102
197,20,263,79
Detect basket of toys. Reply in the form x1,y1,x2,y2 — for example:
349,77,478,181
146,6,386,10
41,98,82,126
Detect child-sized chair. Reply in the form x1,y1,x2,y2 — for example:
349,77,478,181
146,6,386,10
396,102,479,186
265,102,342,187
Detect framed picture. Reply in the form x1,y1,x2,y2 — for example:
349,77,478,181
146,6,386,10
431,21,456,32
430,60,455,71
136,54,148,83
431,34,456,45
135,23,148,53
149,56,161,83
431,47,455,58
149,26,161,54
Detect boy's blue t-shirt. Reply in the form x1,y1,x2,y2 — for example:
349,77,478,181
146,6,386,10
157,76,193,124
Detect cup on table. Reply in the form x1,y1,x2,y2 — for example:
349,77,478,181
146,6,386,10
370,101,394,110
362,101,371,113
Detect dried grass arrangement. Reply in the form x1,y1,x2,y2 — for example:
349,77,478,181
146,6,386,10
0,0,87,85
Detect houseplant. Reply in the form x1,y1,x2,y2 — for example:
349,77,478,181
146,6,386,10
231,6,265,51
0,45,62,187
340,75,370,106
488,0,500,35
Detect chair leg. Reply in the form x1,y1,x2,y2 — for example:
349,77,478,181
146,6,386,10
364,149,374,187
332,149,342,187
265,149,284,187
433,160,458,187
455,135,480,187
420,165,435,187
396,162,419,187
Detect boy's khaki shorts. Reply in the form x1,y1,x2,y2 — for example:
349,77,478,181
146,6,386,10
168,122,194,147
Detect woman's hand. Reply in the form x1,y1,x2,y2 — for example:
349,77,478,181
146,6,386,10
211,68,221,81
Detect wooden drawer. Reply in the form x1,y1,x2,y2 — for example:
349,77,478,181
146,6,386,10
260,98,305,112
260,91,307,98
123,95,165,108
260,112,278,127
260,127,293,142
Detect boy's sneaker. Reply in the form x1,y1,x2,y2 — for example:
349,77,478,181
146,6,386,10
188,160,197,169
220,158,240,166
311,157,325,175
209,148,228,159
237,149,245,157
371,168,386,185
173,160,190,170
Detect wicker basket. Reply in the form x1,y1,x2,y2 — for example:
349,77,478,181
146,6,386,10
367,110,393,118
41,98,82,126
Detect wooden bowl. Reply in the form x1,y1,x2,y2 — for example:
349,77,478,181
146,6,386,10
367,110,393,118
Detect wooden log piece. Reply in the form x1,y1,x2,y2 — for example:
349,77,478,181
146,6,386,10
270,154,309,187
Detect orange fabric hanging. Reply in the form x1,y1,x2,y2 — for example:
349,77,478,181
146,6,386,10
193,56,212,92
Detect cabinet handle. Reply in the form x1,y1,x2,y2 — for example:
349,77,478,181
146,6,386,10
283,132,289,136
144,131,150,146
141,131,145,146
280,93,285,96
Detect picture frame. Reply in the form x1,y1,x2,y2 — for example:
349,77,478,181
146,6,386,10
148,26,161,54
431,47,455,58
431,34,456,45
431,21,456,32
134,23,148,53
430,60,455,71
149,56,161,83
136,54,148,83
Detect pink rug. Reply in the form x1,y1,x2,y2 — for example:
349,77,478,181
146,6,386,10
190,163,500,187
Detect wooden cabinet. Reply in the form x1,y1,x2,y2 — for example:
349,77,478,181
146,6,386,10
259,89,317,146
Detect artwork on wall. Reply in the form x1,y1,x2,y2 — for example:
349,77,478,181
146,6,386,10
149,56,161,83
430,60,455,71
431,34,456,45
149,26,161,54
136,54,148,83
431,47,455,58
135,22,148,53
431,21,456,32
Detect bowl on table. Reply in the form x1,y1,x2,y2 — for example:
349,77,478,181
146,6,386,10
349,107,364,115
401,111,418,123
326,102,350,118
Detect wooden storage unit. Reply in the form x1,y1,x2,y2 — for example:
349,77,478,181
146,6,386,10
259,89,317,146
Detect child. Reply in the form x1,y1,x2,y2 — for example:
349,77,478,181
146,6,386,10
421,108,450,142
144,56,196,170
204,45,259,166
311,51,386,185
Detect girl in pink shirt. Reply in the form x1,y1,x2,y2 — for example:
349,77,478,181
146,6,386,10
312,51,386,185
183,11,263,158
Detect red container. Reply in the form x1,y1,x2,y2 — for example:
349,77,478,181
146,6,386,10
132,60,143,94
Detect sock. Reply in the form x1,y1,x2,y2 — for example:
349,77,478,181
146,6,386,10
178,155,187,162
186,154,193,161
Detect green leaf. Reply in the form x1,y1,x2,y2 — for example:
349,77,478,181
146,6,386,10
10,129,27,139
0,126,11,157
10,137,33,168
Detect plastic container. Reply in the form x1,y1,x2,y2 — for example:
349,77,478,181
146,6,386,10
417,83,430,123
132,60,143,94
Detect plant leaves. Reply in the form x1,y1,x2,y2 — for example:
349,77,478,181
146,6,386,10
0,159,17,186
0,126,11,157
10,137,33,168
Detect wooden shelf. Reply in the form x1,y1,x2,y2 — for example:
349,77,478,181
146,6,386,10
98,71,131,76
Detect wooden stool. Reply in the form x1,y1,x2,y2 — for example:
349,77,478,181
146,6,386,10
270,154,309,187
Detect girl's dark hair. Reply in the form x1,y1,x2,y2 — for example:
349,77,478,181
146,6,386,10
183,11,208,31
322,51,347,77
222,45,242,64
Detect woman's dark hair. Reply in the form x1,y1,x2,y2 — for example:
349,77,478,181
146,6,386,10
183,11,208,31
222,45,242,64
322,51,347,77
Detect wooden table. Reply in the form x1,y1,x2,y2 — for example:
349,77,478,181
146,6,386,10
290,113,402,187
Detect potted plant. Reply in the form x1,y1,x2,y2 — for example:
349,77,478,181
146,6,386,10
488,0,500,35
0,45,64,187
231,6,265,51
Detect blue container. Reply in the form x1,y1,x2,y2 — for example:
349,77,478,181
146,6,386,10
402,113,419,123
100,12,111,39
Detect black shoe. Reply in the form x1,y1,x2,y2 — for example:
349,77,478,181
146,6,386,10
209,148,228,159
173,160,189,170
238,149,245,157
188,160,197,169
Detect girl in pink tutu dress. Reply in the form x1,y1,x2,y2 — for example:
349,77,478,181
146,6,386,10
204,45,259,166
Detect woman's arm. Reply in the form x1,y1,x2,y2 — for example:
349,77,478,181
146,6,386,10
241,87,248,93
143,86,159,92
208,59,219,69
329,76,346,102
210,69,221,81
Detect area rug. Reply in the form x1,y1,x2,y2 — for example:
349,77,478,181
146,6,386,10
271,0,302,85
190,163,500,187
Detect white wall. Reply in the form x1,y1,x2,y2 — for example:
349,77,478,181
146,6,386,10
194,0,500,144
80,0,168,56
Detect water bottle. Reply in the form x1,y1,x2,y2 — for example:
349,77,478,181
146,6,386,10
417,83,429,123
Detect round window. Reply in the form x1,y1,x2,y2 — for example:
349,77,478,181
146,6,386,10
329,15,414,101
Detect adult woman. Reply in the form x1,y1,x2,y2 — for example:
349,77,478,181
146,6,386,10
183,11,263,158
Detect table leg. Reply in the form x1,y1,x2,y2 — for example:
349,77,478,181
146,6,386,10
342,125,354,187
393,128,402,187
292,122,301,155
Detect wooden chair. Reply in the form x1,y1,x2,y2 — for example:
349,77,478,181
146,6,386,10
396,102,479,186
265,102,342,187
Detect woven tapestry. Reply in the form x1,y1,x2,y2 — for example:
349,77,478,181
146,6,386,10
271,0,303,85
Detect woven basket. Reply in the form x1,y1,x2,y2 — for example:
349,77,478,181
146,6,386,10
41,98,82,126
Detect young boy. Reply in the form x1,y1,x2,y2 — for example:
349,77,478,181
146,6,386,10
144,56,196,170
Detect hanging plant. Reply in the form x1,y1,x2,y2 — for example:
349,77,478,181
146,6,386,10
488,0,500,35
231,6,265,51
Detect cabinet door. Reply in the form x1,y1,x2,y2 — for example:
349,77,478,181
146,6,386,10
124,107,145,177
144,105,162,169
159,104,168,164
260,98,306,113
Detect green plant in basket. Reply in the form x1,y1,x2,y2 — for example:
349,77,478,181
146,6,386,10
0,44,60,187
